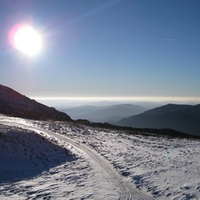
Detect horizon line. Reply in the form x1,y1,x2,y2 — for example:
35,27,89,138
31,96,200,102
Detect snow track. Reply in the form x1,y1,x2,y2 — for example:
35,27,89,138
0,119,153,200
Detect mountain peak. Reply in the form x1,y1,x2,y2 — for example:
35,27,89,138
144,103,191,115
116,103,200,136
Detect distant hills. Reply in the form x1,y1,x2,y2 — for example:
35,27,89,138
0,84,71,121
116,103,200,136
1,84,200,136
61,104,147,123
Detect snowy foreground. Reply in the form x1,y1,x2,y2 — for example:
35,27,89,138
0,115,200,199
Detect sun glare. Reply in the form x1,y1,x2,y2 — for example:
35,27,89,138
9,23,43,57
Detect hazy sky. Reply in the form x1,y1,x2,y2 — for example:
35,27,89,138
0,0,200,102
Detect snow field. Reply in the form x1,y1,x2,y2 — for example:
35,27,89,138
31,120,200,200
0,118,118,199
0,115,200,199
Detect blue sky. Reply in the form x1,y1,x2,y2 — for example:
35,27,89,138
0,0,200,102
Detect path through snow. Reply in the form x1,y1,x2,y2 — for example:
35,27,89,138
1,115,200,199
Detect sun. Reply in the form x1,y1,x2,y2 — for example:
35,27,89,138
9,23,43,57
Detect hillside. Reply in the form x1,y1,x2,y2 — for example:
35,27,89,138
0,84,71,121
1,117,200,199
62,104,147,123
116,103,200,136
0,124,72,183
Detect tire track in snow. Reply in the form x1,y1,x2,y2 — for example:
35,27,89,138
0,120,153,200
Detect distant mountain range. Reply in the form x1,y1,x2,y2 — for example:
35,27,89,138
61,104,147,123
116,103,200,136
0,84,71,121
1,84,200,136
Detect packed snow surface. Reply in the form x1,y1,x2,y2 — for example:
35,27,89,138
0,115,200,199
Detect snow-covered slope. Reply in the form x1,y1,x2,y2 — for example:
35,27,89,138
0,115,200,199
33,120,200,200
0,124,73,183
